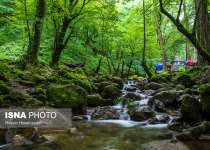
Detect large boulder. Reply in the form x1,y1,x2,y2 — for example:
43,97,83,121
181,95,202,123
91,106,119,120
46,84,87,114
112,77,124,89
176,73,193,88
100,85,122,100
129,106,155,121
145,82,164,90
150,74,169,84
199,84,210,120
149,90,181,106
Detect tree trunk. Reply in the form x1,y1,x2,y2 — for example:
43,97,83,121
95,57,103,73
50,18,71,67
194,0,210,65
127,61,133,78
183,0,190,60
50,44,64,67
158,0,210,63
142,0,153,78
121,61,124,78
20,0,45,68
153,0,167,71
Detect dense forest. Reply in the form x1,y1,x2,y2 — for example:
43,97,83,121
1,0,209,77
1,1,210,149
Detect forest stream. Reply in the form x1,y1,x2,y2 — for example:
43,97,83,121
0,81,210,150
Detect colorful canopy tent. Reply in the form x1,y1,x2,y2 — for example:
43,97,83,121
185,60,194,66
155,62,171,73
171,58,185,72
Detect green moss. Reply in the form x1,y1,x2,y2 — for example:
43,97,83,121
10,69,26,78
9,91,30,101
181,95,202,123
57,69,68,76
75,79,92,94
46,84,87,109
58,77,74,85
150,74,159,82
176,73,192,88
97,81,111,93
199,84,210,98
30,73,45,83
0,82,10,95
35,94,47,102
202,96,210,113
31,88,46,95
0,61,11,73
101,85,122,99
112,77,124,89
36,100,44,106
47,72,60,83
87,95,100,106
185,124,206,138
129,75,138,80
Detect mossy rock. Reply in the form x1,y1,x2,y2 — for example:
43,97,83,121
58,77,74,85
0,82,10,95
47,73,60,83
46,84,87,110
175,84,185,91
75,79,92,94
0,61,11,73
0,71,9,82
9,91,30,101
30,88,46,95
176,73,193,88
100,85,122,99
176,123,206,140
201,96,210,116
184,88,199,95
112,77,124,89
36,100,44,106
30,73,46,84
94,74,112,83
10,69,26,78
129,75,138,80
199,84,210,98
145,82,164,90
87,94,101,106
74,67,86,76
181,95,202,123
97,81,112,94
63,68,86,80
57,69,68,76
19,80,36,86
35,94,47,102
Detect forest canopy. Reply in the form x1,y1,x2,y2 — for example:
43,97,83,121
0,0,209,77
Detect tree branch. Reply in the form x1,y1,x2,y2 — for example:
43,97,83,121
176,0,183,22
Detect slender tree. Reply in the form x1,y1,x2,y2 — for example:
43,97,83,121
153,0,167,71
19,0,45,68
142,0,153,78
